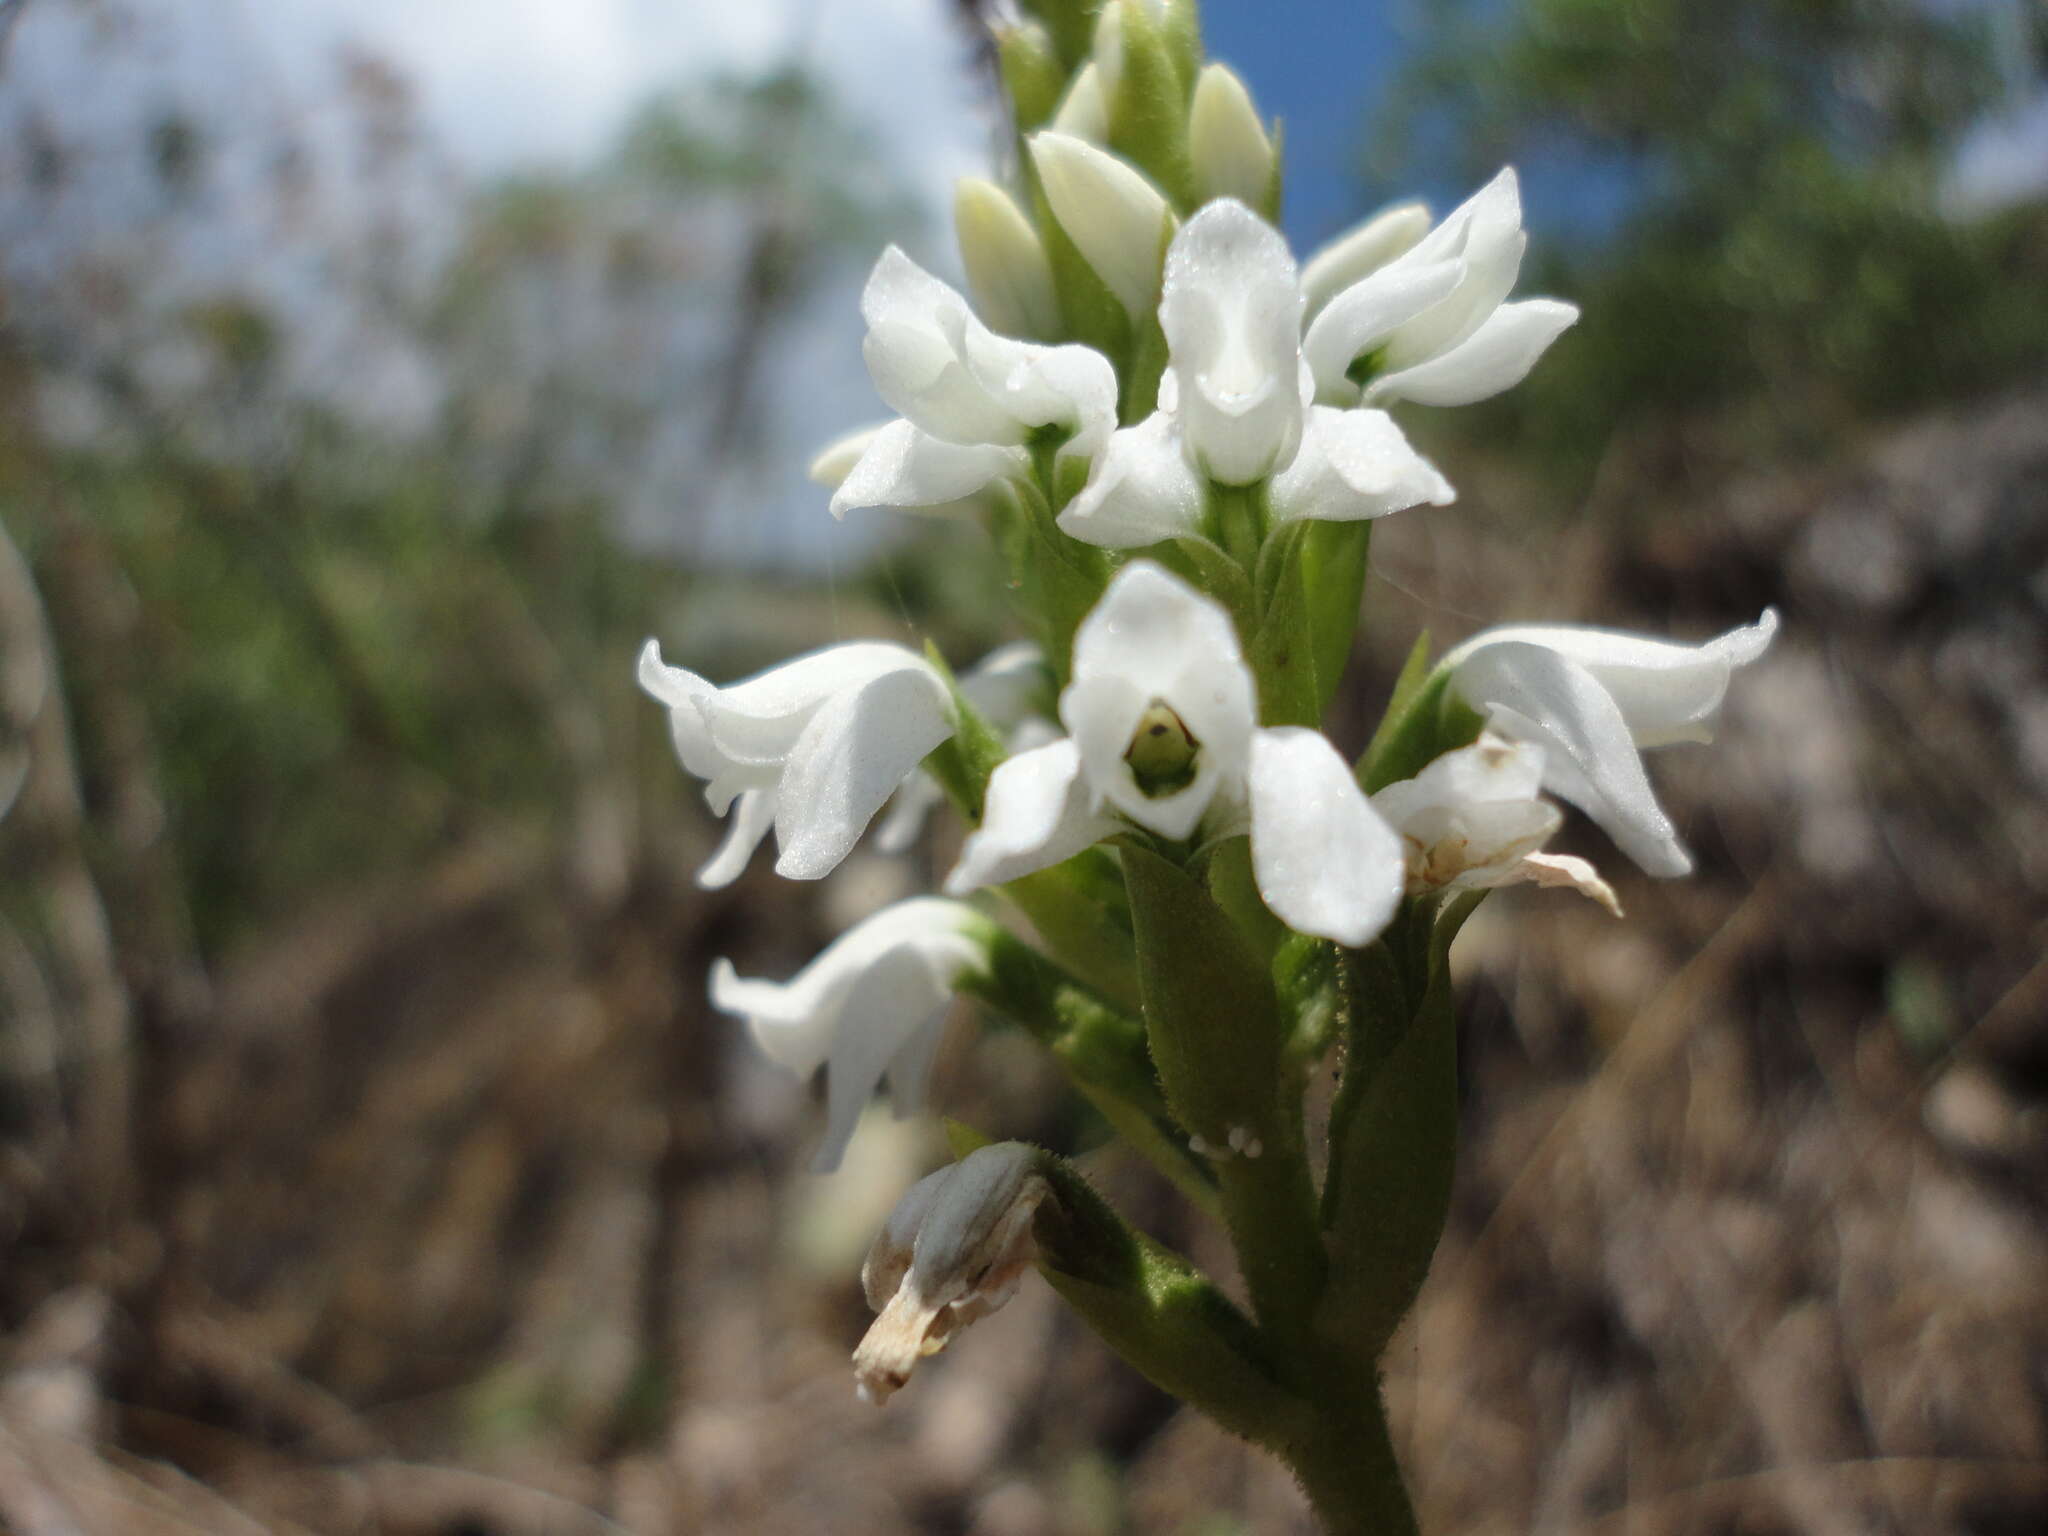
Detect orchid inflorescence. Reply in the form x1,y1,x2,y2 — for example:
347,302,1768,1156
638,2,1774,1527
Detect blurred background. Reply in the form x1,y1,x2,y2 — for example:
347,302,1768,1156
0,0,2044,1530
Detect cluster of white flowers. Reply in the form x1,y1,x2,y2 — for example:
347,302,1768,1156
637,22,1775,1189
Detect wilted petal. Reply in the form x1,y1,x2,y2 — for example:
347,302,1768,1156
854,1144,1050,1402
775,664,958,880
946,740,1119,892
1452,640,1693,878
1057,411,1205,549
830,419,1027,518
1268,405,1455,524
1300,201,1430,318
1369,298,1579,408
1158,199,1305,484
1247,727,1405,946
1513,853,1622,916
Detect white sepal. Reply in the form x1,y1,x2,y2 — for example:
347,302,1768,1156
1246,727,1406,946
1055,409,1205,548
710,898,991,1173
1158,198,1306,485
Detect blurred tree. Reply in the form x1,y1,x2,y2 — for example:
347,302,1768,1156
1372,0,2048,473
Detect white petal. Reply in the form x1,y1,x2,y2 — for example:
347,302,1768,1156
1030,132,1176,317
874,772,945,854
814,949,955,1173
1453,641,1693,877
1158,199,1305,485
703,643,926,764
1300,201,1430,318
829,420,1025,518
636,639,722,779
1369,298,1578,408
774,664,957,880
1268,406,1455,524
1301,258,1464,403
1056,411,1205,549
1063,562,1256,835
958,641,1050,728
698,786,779,888
1247,728,1405,946
961,331,1121,460
945,740,1118,892
1379,168,1527,369
1371,733,1547,828
709,955,841,1078
1447,609,1779,749
861,247,1025,444
809,423,886,488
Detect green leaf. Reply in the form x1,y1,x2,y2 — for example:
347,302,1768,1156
1354,661,1485,794
1031,1156,1303,1448
919,641,1011,824
1314,896,1479,1363
1249,519,1370,728
1120,842,1282,1141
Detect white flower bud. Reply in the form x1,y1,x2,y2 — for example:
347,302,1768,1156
1028,131,1176,317
1188,64,1275,210
953,177,1061,340
853,1143,1051,1405
1092,2,1129,107
1051,61,1109,144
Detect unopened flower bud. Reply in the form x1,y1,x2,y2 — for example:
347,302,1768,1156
1188,64,1275,211
853,1143,1052,1405
1028,131,1176,317
954,178,1061,341
995,21,1066,133
1051,62,1109,143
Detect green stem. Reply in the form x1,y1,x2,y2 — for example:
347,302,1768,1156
1284,1380,1420,1536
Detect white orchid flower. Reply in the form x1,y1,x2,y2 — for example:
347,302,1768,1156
1302,168,1579,409
945,562,1406,947
638,638,958,889
1057,199,1454,551
1444,609,1780,878
710,898,992,1173
875,641,1055,855
829,246,1118,519
1372,734,1620,914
